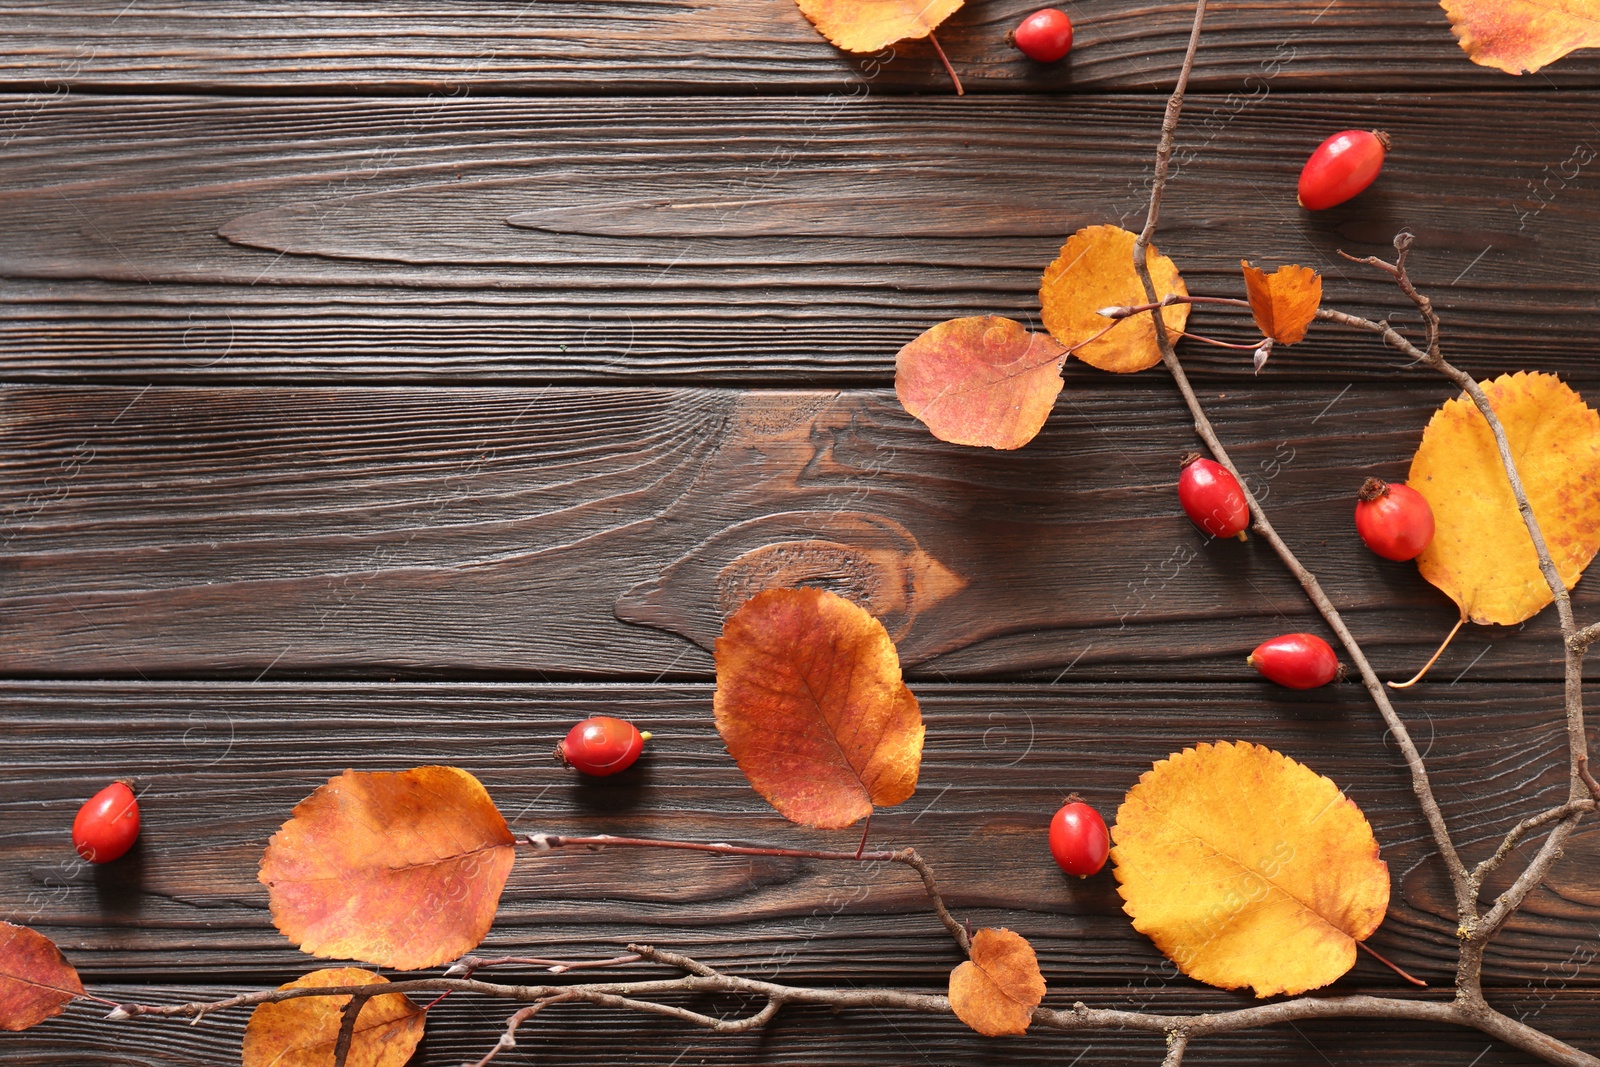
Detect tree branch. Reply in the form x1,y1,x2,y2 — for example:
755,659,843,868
330,993,370,1067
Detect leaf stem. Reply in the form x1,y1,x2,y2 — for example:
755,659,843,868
926,31,964,96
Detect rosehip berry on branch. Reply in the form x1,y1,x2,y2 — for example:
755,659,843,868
72,780,141,863
1354,477,1435,561
1010,8,1073,62
1177,452,1250,540
1248,633,1340,689
1049,798,1109,877
555,716,650,776
1298,129,1389,211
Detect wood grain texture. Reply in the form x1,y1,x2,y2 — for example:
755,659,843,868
2,681,1596,990
5,383,1598,681
5,0,1599,95
3,94,1599,384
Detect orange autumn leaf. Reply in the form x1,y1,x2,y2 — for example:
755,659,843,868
714,587,923,829
895,316,1068,450
1441,0,1600,74
793,0,964,52
243,968,424,1067
1240,260,1321,345
259,766,516,970
1409,371,1600,625
947,927,1046,1036
0,922,83,1031
1039,225,1189,373
1111,742,1389,998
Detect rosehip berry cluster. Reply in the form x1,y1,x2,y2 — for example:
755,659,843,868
555,716,650,776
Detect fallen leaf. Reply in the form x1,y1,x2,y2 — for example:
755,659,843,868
1410,371,1600,625
260,766,516,970
1039,225,1189,373
948,927,1046,1036
793,0,964,52
895,316,1068,449
714,587,923,828
242,968,424,1067
0,922,82,1031
1112,741,1389,998
1440,0,1600,74
1240,260,1321,346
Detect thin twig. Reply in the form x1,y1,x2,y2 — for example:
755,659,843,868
465,994,576,1067
448,953,644,977
1162,1031,1190,1067
1573,621,1600,653
331,993,370,1067
1471,799,1597,890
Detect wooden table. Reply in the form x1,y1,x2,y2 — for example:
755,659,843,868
4,3,1600,1063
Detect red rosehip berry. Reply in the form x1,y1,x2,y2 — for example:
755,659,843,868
1248,633,1340,689
1177,453,1250,540
1049,798,1109,877
72,780,140,864
555,716,649,776
1298,129,1389,211
1354,477,1435,561
1010,8,1073,63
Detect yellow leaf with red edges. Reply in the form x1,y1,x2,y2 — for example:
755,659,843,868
260,766,516,970
896,316,1067,449
714,587,923,829
793,0,964,52
948,927,1046,1036
1039,225,1188,373
0,922,82,1031
1409,371,1600,625
1441,0,1600,74
1241,261,1321,345
243,968,424,1067
1112,741,1389,998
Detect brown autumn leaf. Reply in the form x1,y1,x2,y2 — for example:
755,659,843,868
714,587,923,829
895,316,1068,450
1440,0,1600,74
0,922,83,1031
793,0,965,52
1240,260,1321,346
1112,741,1390,998
1039,225,1189,373
947,927,1046,1036
1409,371,1600,625
259,766,516,970
243,967,424,1067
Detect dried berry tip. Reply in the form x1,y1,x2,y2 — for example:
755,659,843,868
1180,450,1203,468
1358,477,1391,503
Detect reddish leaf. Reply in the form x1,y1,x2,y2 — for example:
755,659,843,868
1240,261,1321,346
0,922,83,1031
896,316,1068,450
259,766,516,970
1441,0,1600,74
714,588,924,829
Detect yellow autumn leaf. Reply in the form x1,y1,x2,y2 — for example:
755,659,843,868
793,0,964,53
1111,741,1389,998
1039,225,1188,373
243,968,423,1067
947,928,1046,1036
1409,371,1600,625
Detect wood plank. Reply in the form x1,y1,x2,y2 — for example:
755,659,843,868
3,93,1599,384
12,985,1599,1066
5,1,1599,96
4,384,1598,681
2,681,1596,991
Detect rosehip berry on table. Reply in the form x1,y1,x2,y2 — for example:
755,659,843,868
1177,453,1250,540
1248,633,1340,689
1049,798,1109,877
1298,129,1389,211
555,716,650,776
1354,477,1434,561
72,780,140,863
1010,8,1073,62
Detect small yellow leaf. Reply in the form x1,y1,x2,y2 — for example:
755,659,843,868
1409,371,1600,625
1039,225,1188,373
948,928,1046,1036
243,968,424,1067
793,0,964,52
1112,741,1389,998
1240,261,1321,345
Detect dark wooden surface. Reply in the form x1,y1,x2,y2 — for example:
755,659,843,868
3,2,1600,1065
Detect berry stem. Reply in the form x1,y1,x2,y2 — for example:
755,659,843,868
926,30,964,96
1387,615,1465,689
